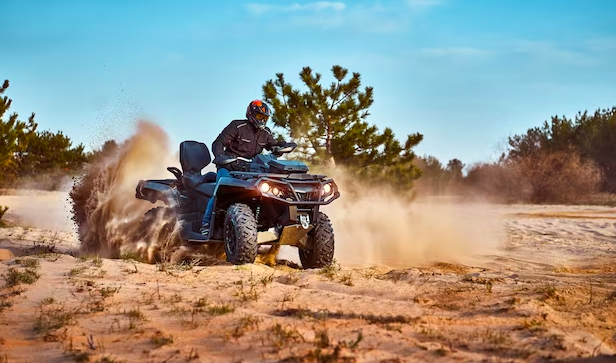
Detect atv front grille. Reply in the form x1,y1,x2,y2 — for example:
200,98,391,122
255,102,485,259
296,191,320,202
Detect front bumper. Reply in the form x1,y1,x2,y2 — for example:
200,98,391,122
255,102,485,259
255,176,340,205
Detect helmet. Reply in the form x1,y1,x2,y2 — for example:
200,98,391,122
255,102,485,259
246,99,271,130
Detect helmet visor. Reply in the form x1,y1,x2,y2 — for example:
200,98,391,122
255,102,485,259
255,113,269,124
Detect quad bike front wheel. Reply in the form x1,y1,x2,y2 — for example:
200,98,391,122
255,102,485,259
224,203,259,265
299,212,335,269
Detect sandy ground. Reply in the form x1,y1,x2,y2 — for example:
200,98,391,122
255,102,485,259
0,191,615,363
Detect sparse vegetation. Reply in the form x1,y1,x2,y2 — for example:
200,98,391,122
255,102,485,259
273,308,413,326
122,307,147,329
207,303,235,316
99,286,120,298
462,275,502,294
518,318,545,332
283,329,364,362
233,275,261,303
3,267,40,287
66,351,91,363
0,206,8,226
92,255,103,268
85,286,120,312
267,323,305,350
169,293,183,303
121,260,139,274
376,269,408,283
260,271,276,288
168,306,201,329
186,348,199,361
276,293,295,310
538,283,565,302
0,296,13,313
318,259,341,280
120,251,146,263
150,331,174,348
93,355,126,363
41,296,55,305
229,314,262,339
337,271,354,286
357,268,378,280
15,257,40,269
68,266,88,278
277,272,301,285
33,303,77,339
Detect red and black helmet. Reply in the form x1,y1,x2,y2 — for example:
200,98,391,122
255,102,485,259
246,99,271,130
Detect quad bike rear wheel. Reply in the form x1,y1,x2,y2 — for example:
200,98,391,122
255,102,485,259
137,207,181,263
299,212,335,269
224,203,259,265
139,207,226,264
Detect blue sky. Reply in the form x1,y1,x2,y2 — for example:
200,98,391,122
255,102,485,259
2,0,615,166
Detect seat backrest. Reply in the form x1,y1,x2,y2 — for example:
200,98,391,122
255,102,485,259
179,141,211,174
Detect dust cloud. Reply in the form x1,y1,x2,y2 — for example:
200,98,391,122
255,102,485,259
320,170,506,268
69,120,181,262
3,186,76,233
68,120,504,268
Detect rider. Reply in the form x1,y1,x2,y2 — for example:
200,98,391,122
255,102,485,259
200,99,281,238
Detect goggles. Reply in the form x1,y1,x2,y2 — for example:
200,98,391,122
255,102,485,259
255,113,269,123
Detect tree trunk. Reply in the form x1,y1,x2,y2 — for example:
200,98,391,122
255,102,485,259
325,116,335,167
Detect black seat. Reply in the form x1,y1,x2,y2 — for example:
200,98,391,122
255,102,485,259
179,141,212,190
202,171,216,183
195,183,216,197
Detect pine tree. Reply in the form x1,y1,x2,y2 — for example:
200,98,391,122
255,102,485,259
446,159,465,181
19,130,88,176
0,80,38,184
262,65,423,191
507,106,616,192
1,79,89,186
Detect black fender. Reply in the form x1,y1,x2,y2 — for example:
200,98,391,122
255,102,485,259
215,176,257,193
135,180,180,208
212,176,260,208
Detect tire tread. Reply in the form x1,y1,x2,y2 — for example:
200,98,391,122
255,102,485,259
299,212,335,269
225,203,258,264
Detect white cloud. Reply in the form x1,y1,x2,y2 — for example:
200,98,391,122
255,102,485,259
414,39,611,67
246,2,346,15
245,2,411,34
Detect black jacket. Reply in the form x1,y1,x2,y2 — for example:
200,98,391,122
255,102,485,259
212,119,279,171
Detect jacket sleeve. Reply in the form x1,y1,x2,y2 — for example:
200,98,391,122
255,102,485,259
263,128,281,151
212,122,238,157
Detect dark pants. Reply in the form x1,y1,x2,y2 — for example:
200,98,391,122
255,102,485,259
201,168,230,227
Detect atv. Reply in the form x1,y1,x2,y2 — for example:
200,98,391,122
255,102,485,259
134,140,340,268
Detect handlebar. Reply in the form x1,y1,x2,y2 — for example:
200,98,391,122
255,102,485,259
213,142,297,166
213,155,253,166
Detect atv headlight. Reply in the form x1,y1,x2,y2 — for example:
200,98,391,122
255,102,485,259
322,183,333,196
259,181,290,198
259,182,271,193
